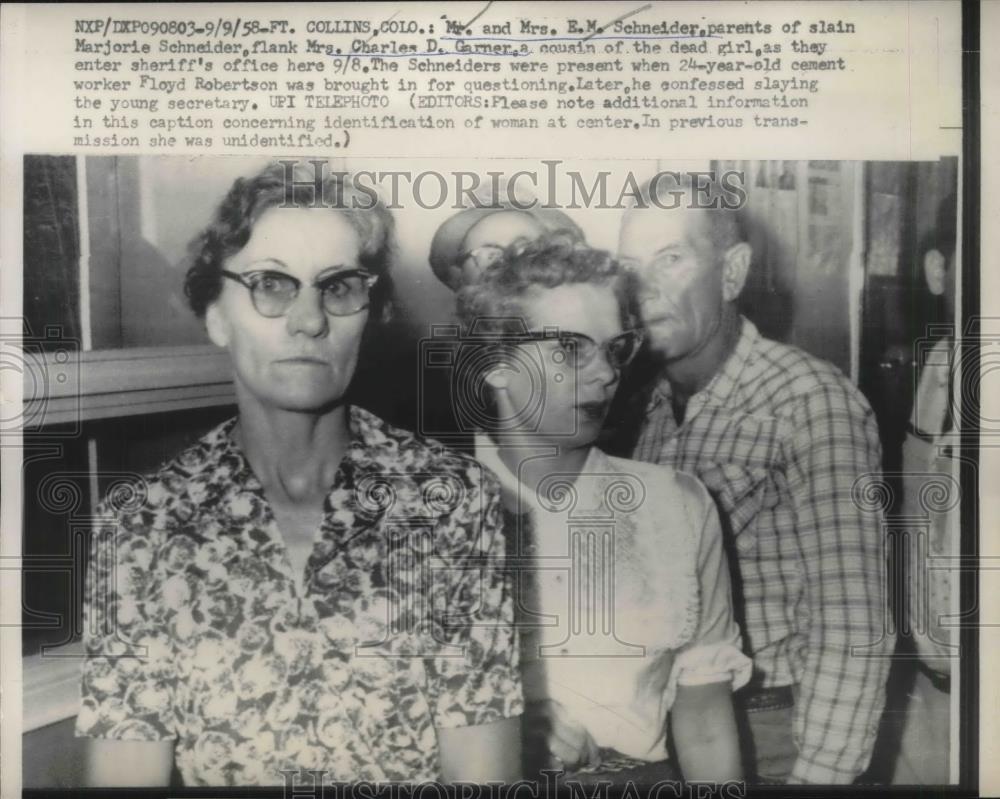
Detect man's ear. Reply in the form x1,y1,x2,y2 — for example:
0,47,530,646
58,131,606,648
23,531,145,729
720,242,752,302
204,303,231,349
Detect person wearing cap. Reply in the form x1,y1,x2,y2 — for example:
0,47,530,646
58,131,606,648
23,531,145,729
429,204,585,293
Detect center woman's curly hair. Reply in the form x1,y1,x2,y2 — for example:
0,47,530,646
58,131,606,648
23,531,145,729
184,161,395,320
456,231,637,339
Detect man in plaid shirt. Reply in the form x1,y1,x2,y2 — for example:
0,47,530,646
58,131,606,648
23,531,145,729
614,175,894,784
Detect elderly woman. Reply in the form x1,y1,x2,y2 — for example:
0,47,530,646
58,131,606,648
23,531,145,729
456,233,751,782
75,161,522,787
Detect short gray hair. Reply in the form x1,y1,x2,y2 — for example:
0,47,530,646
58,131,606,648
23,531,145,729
626,172,745,256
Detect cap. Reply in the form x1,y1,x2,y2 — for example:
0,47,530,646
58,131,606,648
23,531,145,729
428,204,584,289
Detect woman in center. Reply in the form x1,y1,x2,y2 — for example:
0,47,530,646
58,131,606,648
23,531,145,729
457,232,751,782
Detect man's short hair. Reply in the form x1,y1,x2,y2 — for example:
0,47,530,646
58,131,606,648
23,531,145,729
628,172,745,257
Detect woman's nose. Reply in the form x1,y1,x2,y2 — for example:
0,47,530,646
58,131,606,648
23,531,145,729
285,287,329,338
586,350,618,387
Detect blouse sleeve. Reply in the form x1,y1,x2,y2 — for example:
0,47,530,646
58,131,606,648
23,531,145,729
75,501,178,741
425,467,524,729
668,479,753,694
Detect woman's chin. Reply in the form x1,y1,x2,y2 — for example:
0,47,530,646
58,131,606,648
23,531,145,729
533,421,602,451
260,388,349,414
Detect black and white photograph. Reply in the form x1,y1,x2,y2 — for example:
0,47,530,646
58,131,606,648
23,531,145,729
1,1,988,797
16,153,966,792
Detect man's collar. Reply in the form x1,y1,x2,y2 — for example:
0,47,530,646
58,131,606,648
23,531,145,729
647,316,759,411
702,316,759,405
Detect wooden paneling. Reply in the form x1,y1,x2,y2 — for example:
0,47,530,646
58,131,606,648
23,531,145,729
23,345,234,427
23,156,81,349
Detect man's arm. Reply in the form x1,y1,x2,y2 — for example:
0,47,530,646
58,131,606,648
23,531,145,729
438,717,522,782
86,739,173,787
785,378,894,784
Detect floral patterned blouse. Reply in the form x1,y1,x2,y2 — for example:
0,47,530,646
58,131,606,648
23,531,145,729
76,406,523,786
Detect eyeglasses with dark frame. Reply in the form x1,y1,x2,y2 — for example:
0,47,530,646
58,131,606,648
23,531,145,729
220,267,379,318
458,244,506,274
503,328,644,371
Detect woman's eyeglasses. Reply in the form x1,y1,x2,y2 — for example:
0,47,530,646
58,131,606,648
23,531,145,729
221,268,378,318
459,245,506,275
510,329,644,371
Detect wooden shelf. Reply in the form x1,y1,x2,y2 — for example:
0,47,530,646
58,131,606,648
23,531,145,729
22,641,85,732
22,345,235,427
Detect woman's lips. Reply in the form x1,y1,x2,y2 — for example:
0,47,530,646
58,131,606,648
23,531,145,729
275,356,328,366
576,400,610,420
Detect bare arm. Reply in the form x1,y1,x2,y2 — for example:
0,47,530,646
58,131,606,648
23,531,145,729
664,480,749,783
438,717,522,782
670,682,742,783
86,739,174,787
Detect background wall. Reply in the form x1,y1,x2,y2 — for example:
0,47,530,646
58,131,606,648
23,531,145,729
25,155,864,363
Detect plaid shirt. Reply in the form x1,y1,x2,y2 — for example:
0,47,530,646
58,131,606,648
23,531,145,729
632,318,893,784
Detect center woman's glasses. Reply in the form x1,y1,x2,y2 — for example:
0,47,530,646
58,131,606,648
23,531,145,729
221,267,378,317
510,328,644,371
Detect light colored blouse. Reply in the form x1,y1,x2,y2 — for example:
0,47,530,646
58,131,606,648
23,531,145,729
475,435,751,761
